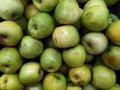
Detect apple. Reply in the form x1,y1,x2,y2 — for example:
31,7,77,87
85,53,94,63
32,0,58,12
19,35,43,59
0,74,24,90
108,13,119,25
25,83,43,90
81,32,108,55
43,72,66,90
40,48,62,72
0,21,23,46
27,12,55,39
62,44,86,68
92,64,116,89
52,25,80,48
66,83,82,90
0,47,23,74
19,62,44,86
83,83,98,90
105,83,120,90
0,0,24,20
69,65,91,86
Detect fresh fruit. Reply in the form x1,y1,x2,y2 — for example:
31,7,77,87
66,83,82,90
25,83,43,90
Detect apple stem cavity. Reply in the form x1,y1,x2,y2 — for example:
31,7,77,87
33,24,38,30
38,0,42,3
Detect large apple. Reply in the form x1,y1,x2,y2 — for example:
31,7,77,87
19,62,44,86
0,47,23,74
81,32,108,55
43,72,66,90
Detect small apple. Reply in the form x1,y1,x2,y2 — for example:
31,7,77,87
27,12,55,39
19,35,43,59
62,44,86,68
25,83,43,90
105,83,120,90
0,21,23,46
0,74,24,90
43,72,66,90
83,83,98,90
0,0,24,20
66,83,82,90
0,47,23,74
40,48,62,72
108,13,119,25
81,32,108,55
19,62,44,86
32,0,58,12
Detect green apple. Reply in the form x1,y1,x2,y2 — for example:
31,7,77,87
69,65,91,86
19,35,43,59
102,45,120,70
66,83,82,90
0,47,23,74
81,32,108,55
40,48,62,72
108,13,119,25
85,53,94,63
52,25,80,48
0,0,24,20
43,72,66,90
28,12,55,39
105,84,120,90
82,6,109,31
0,74,24,90
54,0,81,24
0,21,23,46
32,0,58,12
25,83,43,90
92,65,116,89
19,62,44,86
83,83,99,90
62,44,86,68
24,4,40,20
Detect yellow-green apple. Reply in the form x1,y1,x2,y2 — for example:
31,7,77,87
0,0,24,20
43,72,66,90
27,12,55,39
108,13,119,25
92,65,116,89
62,44,86,68
40,48,62,72
32,0,58,12
19,62,44,86
69,65,91,86
81,32,108,55
66,83,82,90
105,84,120,90
0,21,23,46
25,83,43,90
0,47,23,74
19,35,43,59
54,0,81,24
83,83,99,90
0,74,24,90
52,25,80,48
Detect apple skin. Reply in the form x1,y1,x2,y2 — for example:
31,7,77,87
32,0,58,12
81,32,108,55
25,83,43,90
43,72,66,90
0,47,23,74
0,0,24,20
0,74,24,90
102,45,120,70
66,84,82,90
28,12,55,39
19,62,44,86
19,35,43,59
0,21,23,46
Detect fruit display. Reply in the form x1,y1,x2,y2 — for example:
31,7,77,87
0,0,120,90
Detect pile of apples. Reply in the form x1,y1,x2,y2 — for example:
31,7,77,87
0,0,120,90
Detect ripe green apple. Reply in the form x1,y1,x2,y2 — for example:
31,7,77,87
40,48,62,72
69,65,91,86
52,25,80,48
43,72,66,90
0,74,24,90
92,65,116,89
0,21,23,46
54,0,81,24
102,45,120,70
24,4,40,20
66,83,82,90
81,32,108,55
19,35,43,59
108,13,119,25
25,83,43,90
83,83,99,90
32,0,58,12
82,6,109,31
0,47,23,74
62,44,86,68
19,62,44,86
28,12,55,39
105,84,120,90
0,0,24,20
